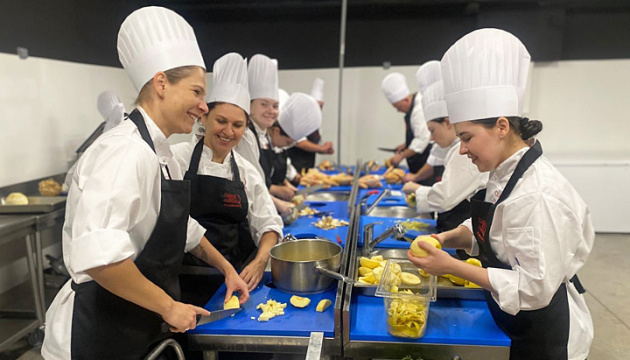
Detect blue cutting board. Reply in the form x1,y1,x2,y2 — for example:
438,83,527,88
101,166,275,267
349,293,510,346
357,216,436,249
284,201,350,247
189,273,336,337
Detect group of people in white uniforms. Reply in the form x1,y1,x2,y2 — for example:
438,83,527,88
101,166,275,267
40,4,595,360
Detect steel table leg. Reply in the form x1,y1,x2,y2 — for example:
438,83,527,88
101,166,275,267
35,231,46,315
25,234,44,325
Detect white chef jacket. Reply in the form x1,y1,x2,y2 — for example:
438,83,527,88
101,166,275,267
407,93,431,154
42,107,206,360
426,143,449,167
415,139,488,213
171,139,283,244
461,147,594,360
235,121,269,180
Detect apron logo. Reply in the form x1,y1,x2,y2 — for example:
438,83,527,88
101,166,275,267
475,218,487,243
223,193,242,208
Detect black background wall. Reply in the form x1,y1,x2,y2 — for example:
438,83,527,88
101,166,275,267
1,0,630,70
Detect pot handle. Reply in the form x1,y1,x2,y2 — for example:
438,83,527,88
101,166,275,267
315,265,355,285
281,234,298,243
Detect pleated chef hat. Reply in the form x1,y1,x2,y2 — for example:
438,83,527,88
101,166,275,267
277,93,322,141
117,6,205,92
310,78,324,102
97,91,125,132
206,53,250,114
416,61,442,95
381,73,410,104
441,28,531,124
278,88,290,111
421,81,448,122
248,54,279,100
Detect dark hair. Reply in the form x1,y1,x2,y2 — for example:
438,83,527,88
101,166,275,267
200,101,251,127
428,117,446,124
270,121,289,137
134,65,201,106
471,116,543,140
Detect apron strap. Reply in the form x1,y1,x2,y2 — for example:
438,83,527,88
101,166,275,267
187,136,205,175
570,274,586,294
127,109,171,180
229,150,243,185
494,140,543,206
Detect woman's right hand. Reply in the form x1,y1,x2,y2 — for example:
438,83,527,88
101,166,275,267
276,199,294,218
162,301,210,333
271,185,295,201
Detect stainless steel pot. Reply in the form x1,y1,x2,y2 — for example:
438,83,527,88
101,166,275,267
270,236,353,294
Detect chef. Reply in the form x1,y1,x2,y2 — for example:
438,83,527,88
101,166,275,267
235,54,295,216
408,29,593,360
402,79,488,236
287,78,334,173
42,7,249,360
171,53,282,296
380,72,432,177
404,61,449,183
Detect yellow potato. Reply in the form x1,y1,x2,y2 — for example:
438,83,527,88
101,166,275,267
444,274,465,286
290,295,311,308
465,280,482,288
357,277,372,284
360,257,381,269
410,236,442,258
400,272,421,285
372,266,384,282
370,255,384,262
391,285,399,293
466,258,482,267
391,263,402,275
224,295,240,310
316,299,332,312
418,269,430,277
362,273,376,284
358,266,373,276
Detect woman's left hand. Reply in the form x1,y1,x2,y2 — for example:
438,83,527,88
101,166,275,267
224,270,250,305
402,182,420,194
239,258,267,291
406,241,456,276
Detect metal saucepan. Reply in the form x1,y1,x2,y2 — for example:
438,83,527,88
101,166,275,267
270,235,354,294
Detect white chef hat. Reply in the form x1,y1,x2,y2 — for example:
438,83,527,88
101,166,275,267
310,78,324,102
421,81,448,122
248,54,279,101
277,93,322,141
381,73,410,104
117,6,205,92
278,88,290,111
441,28,531,124
416,61,441,95
206,52,250,114
97,91,125,132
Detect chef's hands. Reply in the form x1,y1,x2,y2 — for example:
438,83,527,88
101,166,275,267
395,143,406,153
224,270,250,305
403,173,418,183
240,258,267,291
275,199,294,218
321,141,334,154
162,301,209,333
284,179,297,192
407,234,454,276
270,184,295,201
402,182,420,194
389,153,404,167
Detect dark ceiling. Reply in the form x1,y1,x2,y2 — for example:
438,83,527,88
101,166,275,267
2,0,630,69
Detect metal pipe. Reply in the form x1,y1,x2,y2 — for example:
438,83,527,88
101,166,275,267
336,0,348,166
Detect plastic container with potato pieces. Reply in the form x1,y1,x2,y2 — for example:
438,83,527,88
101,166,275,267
375,260,437,339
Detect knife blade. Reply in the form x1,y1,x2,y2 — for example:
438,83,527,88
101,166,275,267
378,147,398,153
196,308,242,326
295,184,325,196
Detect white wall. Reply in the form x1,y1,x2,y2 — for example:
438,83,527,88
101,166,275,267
0,52,136,188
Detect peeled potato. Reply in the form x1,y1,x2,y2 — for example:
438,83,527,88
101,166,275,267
224,295,240,310
444,274,466,286
418,269,430,277
316,299,332,312
358,266,373,276
400,272,421,285
410,236,442,258
466,258,482,267
372,266,384,282
360,257,381,269
290,295,311,308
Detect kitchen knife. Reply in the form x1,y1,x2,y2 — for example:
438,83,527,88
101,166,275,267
378,147,398,153
295,184,325,196
196,308,242,326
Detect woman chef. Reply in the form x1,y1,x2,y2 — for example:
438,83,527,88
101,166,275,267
42,7,249,360
171,53,283,295
408,29,593,360
402,79,488,235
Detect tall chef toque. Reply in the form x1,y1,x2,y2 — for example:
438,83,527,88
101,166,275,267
277,93,322,141
97,91,125,132
207,53,250,114
441,28,531,124
248,54,279,100
416,60,442,95
422,81,448,122
117,6,205,92
381,73,410,104
310,78,325,103
278,88,290,111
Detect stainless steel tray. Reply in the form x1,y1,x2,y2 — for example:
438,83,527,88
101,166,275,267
0,196,66,214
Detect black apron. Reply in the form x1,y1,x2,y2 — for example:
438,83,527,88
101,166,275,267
404,93,432,175
471,141,585,360
248,122,274,189
433,165,445,182
287,129,321,173
70,109,190,360
270,148,288,185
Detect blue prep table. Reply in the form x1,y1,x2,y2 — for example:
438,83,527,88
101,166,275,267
189,273,336,338
283,201,350,247
349,293,510,346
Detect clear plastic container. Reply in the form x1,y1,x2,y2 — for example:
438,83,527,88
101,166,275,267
375,259,437,339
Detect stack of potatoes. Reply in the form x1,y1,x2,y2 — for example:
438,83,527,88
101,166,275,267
383,167,406,184
358,175,382,189
357,256,421,286
299,169,338,187
318,160,335,171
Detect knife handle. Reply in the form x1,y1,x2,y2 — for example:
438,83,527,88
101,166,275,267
160,315,201,333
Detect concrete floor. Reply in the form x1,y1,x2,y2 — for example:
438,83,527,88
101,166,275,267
2,233,629,360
